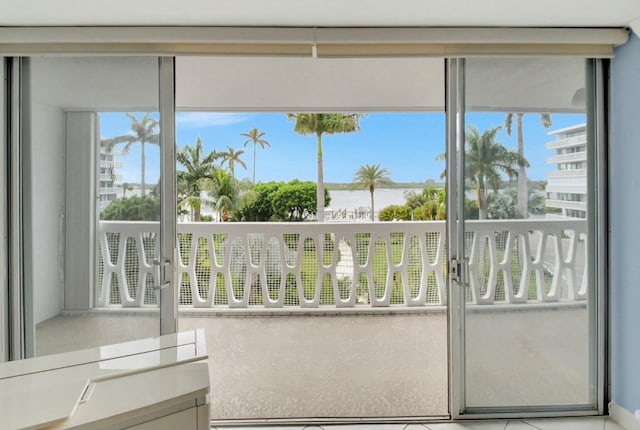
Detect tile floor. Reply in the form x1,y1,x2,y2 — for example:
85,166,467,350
214,416,626,430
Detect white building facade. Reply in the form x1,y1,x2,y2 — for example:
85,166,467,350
98,147,123,211
545,123,587,219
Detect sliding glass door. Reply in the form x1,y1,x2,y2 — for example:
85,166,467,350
4,48,606,421
19,56,176,357
450,58,602,416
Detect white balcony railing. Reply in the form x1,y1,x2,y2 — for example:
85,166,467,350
545,198,587,211
546,169,586,180
97,220,587,309
545,135,586,150
547,152,587,165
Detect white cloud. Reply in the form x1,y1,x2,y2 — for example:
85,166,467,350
176,112,248,128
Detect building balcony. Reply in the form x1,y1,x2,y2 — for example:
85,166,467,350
546,169,587,180
99,187,121,195
545,134,586,150
99,160,123,168
545,184,587,194
546,152,587,164
545,198,587,212
99,173,123,181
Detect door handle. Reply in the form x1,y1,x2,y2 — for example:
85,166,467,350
151,281,171,291
153,258,172,291
450,258,469,287
153,259,171,267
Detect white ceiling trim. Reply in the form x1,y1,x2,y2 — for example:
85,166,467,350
0,27,629,57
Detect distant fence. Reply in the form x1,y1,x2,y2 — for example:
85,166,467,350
97,220,587,309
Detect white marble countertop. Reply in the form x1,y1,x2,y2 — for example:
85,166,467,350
0,329,209,430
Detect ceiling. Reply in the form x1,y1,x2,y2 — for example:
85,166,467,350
1,0,639,34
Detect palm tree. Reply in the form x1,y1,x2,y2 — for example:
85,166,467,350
287,113,364,222
465,125,529,219
241,127,270,183
220,145,247,177
352,163,393,221
504,113,552,218
101,113,159,196
176,137,219,222
209,169,241,222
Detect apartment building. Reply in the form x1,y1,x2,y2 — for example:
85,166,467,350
545,124,587,218
98,147,123,211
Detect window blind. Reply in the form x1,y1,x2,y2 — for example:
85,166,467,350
0,26,629,57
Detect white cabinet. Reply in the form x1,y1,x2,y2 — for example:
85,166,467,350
0,330,210,430
124,408,197,430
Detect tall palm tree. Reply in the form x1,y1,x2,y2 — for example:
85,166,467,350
220,145,247,177
176,137,219,222
465,125,529,219
287,113,364,222
241,127,270,183
101,113,159,196
504,113,552,218
352,163,393,221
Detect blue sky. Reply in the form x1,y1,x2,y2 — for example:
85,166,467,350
100,111,586,186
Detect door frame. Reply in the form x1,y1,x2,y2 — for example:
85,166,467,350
158,56,178,336
446,57,466,419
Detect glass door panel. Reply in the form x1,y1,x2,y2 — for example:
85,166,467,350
459,58,596,411
25,57,165,356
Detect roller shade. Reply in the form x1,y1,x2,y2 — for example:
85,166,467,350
315,27,629,57
0,26,629,57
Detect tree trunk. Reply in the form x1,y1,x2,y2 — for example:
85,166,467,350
516,113,528,218
316,133,325,222
252,143,257,183
370,184,375,222
140,142,146,196
477,186,487,220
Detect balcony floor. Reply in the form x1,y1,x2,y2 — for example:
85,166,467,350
37,305,591,421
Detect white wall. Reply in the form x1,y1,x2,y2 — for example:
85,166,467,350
28,100,66,324
28,57,159,324
610,32,640,415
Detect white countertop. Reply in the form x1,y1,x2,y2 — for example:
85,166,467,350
0,329,209,430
